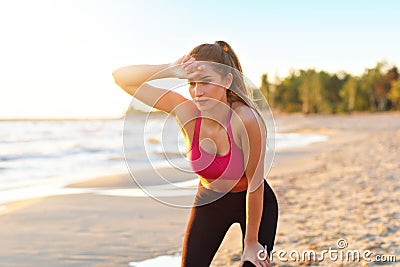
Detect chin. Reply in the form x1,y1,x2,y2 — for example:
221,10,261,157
197,104,214,111
195,99,222,111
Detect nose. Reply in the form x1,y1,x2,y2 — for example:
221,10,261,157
194,83,204,97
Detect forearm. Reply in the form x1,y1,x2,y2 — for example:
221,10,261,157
112,63,172,87
244,183,264,243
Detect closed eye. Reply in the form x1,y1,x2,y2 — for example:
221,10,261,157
188,81,211,86
198,81,210,85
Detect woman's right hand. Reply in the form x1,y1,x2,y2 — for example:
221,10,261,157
169,55,203,79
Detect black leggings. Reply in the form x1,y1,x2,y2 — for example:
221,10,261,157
181,180,278,267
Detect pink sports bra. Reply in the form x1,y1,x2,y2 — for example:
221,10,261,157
188,109,246,180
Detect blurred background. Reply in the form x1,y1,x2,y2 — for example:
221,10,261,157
1,0,399,118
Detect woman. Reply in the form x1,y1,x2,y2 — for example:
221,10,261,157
113,41,278,267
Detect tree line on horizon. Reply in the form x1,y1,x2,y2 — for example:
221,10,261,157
257,61,400,114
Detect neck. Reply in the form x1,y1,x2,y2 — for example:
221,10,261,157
201,103,231,129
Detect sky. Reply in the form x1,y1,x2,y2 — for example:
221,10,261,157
0,0,399,118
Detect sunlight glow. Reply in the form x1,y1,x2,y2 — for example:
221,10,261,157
0,0,399,118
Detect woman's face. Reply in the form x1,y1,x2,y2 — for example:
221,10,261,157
188,67,232,111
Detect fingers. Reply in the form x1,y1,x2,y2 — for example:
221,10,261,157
262,252,270,267
180,55,192,64
260,251,270,263
182,60,205,80
239,259,269,267
182,57,195,70
244,260,262,267
254,260,268,267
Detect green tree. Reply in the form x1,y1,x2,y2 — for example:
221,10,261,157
359,62,398,111
274,71,302,112
388,79,400,110
323,72,344,113
339,76,359,113
298,70,312,114
298,69,328,114
259,74,272,108
263,61,398,114
359,63,383,111
385,67,399,109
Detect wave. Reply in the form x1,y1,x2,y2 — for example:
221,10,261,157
0,146,122,161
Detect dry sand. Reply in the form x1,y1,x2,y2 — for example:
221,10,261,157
213,112,400,267
1,112,399,266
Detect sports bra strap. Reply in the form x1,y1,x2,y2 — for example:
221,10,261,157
192,111,201,145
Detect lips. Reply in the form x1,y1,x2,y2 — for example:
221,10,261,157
195,100,208,105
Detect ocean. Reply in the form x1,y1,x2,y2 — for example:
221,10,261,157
0,112,327,205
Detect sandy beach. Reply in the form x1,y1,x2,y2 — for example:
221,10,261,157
1,112,399,266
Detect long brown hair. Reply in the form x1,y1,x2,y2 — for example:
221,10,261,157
189,41,267,132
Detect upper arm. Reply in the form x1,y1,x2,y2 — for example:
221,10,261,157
119,82,195,117
132,83,192,115
112,64,193,116
238,108,267,192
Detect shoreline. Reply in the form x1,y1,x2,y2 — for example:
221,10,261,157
0,126,330,208
1,112,399,266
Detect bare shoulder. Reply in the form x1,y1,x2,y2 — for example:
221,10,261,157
231,103,266,143
231,103,260,126
229,103,257,148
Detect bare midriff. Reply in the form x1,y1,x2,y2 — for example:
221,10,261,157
199,176,248,193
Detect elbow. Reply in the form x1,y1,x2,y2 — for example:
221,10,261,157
112,70,137,96
112,71,130,93
112,71,128,92
112,70,123,87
